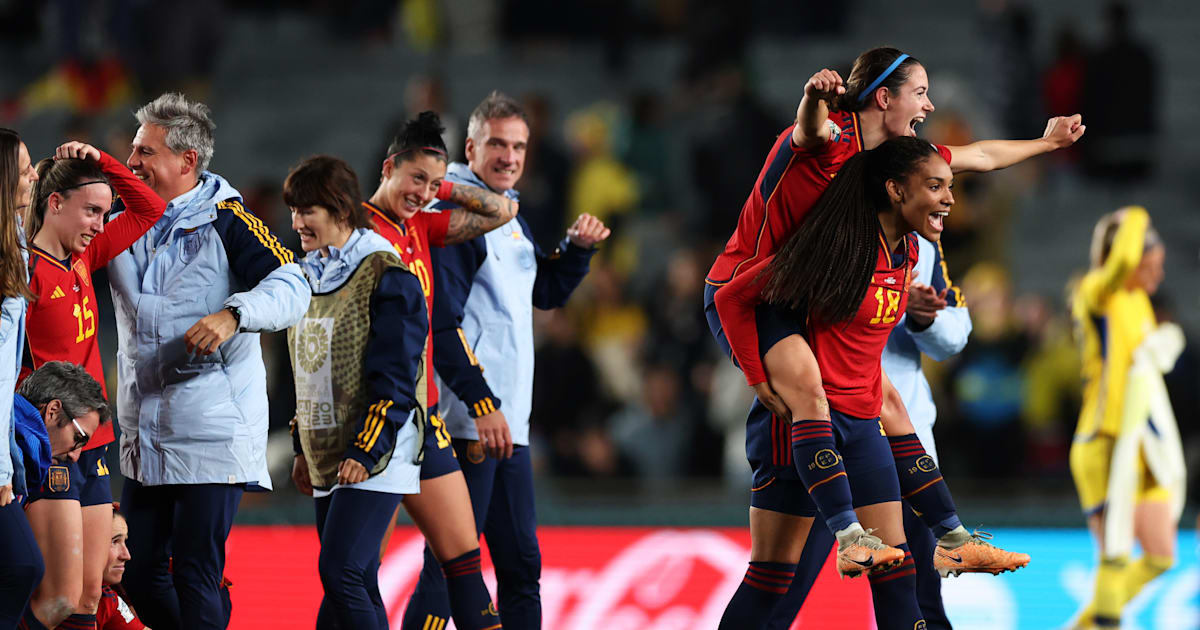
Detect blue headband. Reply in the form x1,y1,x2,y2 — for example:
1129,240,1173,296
857,53,910,104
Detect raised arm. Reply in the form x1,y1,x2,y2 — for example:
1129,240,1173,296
1078,206,1150,310
945,114,1085,173
439,182,519,246
53,142,166,270
531,213,605,310
792,69,846,151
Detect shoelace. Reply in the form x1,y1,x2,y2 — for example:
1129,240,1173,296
854,527,888,550
965,528,997,548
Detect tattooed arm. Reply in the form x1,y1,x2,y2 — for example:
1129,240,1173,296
441,184,519,246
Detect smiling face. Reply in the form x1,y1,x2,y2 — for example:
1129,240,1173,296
882,64,935,139
128,124,197,202
465,116,528,192
46,182,112,255
290,204,352,255
376,153,447,222
104,512,131,586
889,155,954,241
16,142,37,213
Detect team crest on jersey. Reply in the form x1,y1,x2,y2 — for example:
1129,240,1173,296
296,321,330,374
916,455,936,473
467,440,486,464
915,622,927,630
72,259,90,286
47,465,70,493
814,448,841,470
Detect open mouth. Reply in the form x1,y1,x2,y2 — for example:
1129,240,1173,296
928,210,949,232
909,117,925,135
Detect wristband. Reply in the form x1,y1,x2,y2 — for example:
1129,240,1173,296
435,180,455,201
224,305,242,329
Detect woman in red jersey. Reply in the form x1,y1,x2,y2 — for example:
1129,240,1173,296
717,137,957,630
95,506,146,630
703,46,1079,568
21,141,164,629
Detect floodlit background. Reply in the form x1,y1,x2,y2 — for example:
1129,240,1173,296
3,0,1199,627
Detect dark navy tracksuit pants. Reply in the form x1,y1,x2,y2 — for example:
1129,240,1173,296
0,500,44,627
404,442,541,629
121,480,242,630
314,488,404,630
765,499,952,630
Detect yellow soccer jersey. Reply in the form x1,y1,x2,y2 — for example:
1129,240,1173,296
1072,207,1155,439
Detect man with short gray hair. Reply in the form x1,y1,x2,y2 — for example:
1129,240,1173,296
403,90,609,629
108,92,310,629
17,361,109,464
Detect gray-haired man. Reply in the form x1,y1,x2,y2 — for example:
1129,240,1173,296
109,92,310,629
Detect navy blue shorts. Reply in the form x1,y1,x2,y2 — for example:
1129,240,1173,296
419,409,460,480
77,444,113,507
749,406,901,516
703,283,806,365
25,460,81,504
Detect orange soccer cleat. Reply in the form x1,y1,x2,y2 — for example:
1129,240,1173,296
836,528,906,578
934,529,1030,577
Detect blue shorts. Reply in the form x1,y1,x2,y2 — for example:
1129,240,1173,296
77,445,114,507
25,460,81,504
749,406,901,516
25,444,113,506
419,409,460,480
703,283,806,364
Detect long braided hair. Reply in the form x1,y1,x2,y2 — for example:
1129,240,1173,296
762,136,938,323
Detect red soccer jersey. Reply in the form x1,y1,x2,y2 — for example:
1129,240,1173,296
365,201,450,409
20,151,165,451
716,233,918,419
706,112,950,286
96,586,146,630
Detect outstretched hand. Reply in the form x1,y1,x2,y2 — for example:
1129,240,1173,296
804,68,846,102
1042,114,1086,149
54,141,102,162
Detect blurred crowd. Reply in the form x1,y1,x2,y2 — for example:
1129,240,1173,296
3,0,1194,495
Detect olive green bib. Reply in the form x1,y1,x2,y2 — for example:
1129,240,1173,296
288,250,427,490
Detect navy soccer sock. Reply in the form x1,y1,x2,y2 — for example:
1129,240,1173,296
888,434,961,538
790,420,857,533
867,543,924,630
718,561,797,630
440,549,501,630
55,613,97,630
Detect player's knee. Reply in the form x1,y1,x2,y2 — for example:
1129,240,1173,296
318,552,366,595
78,576,104,612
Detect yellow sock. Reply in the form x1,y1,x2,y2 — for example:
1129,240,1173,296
1121,554,1173,606
1093,556,1128,623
